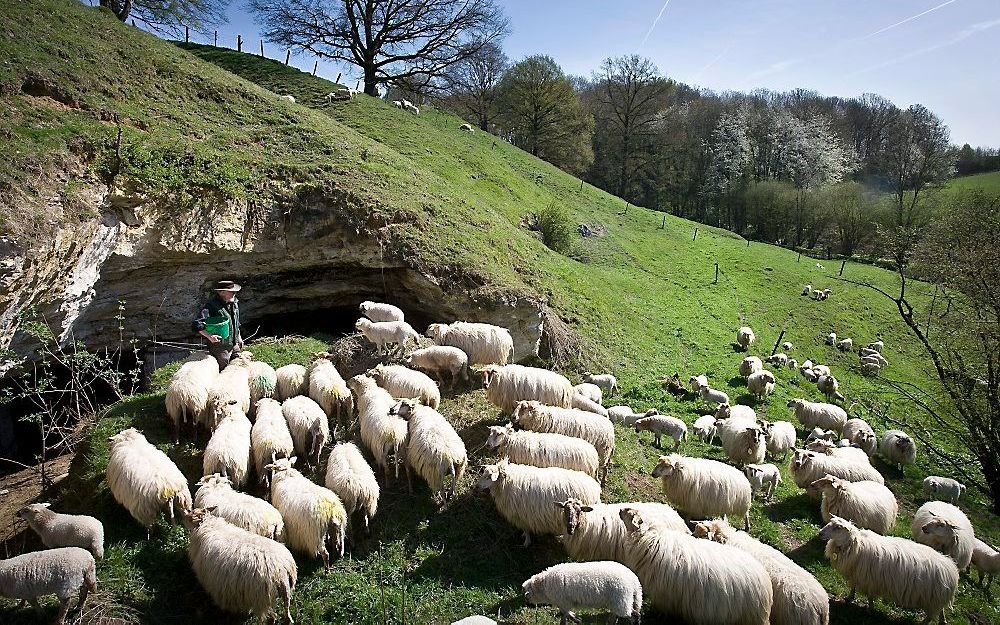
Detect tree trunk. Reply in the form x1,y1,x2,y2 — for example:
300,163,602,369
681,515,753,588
363,63,378,96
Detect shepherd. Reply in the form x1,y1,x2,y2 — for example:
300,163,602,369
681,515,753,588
193,280,243,369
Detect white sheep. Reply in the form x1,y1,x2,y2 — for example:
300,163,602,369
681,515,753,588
651,454,753,529
571,392,609,417
688,374,709,394
426,321,514,365
866,340,885,354
309,353,354,428
205,353,253,429
194,474,284,541
736,326,756,351
860,351,889,367
483,365,573,414
767,353,788,366
801,284,811,296
15,504,104,559
349,375,408,481
922,476,965,504
281,395,330,466
359,300,404,322
761,420,796,460
582,372,618,396
476,459,601,547
355,317,420,355
609,407,658,427
459,123,475,133
811,475,897,534
805,439,871,465
816,375,842,402
634,415,687,450
787,398,847,433
718,417,767,466
820,516,958,624
267,457,346,567
0,547,97,625
250,398,295,487
715,402,757,421
165,354,219,442
692,414,719,445
555,499,688,564
860,362,882,377
280,94,295,102
822,288,831,300
812,289,823,300
405,102,420,115
202,404,252,489
248,359,277,416
275,363,308,401
739,356,763,379
743,463,781,499
573,382,603,404
826,332,837,346
699,385,730,408
843,418,877,457
181,508,296,623
404,345,469,390
790,449,884,498
511,400,615,483
837,338,854,352
879,429,917,471
746,369,776,401
782,341,793,351
367,363,440,410
971,538,999,590
521,561,642,625
486,424,599,477
786,358,798,370
106,428,192,533
390,398,467,505
806,427,838,443
912,500,975,570
324,442,379,535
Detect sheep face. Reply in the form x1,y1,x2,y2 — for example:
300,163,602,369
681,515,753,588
715,403,732,419
354,318,371,332
805,439,837,454
895,437,915,454
510,400,540,425
618,507,645,533
555,498,593,536
921,519,960,552
485,425,512,449
179,506,217,531
810,475,841,493
521,576,548,605
195,474,233,489
787,398,804,410
818,516,855,542
481,365,501,388
476,464,502,491
108,427,142,445
388,398,420,419
651,456,676,478
425,323,446,341
692,521,713,539
14,503,51,524
791,449,812,471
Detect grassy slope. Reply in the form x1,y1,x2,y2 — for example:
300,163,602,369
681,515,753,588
1,2,998,623
943,171,1000,194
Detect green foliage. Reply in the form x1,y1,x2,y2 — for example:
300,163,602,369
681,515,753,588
533,202,575,254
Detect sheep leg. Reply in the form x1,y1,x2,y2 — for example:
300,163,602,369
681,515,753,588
75,583,90,612
673,437,681,452
281,576,295,624
56,597,70,625
844,586,856,604
320,544,331,570
559,612,568,625
522,531,532,548
743,512,750,531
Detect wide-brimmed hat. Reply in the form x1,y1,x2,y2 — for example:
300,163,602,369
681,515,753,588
213,280,242,292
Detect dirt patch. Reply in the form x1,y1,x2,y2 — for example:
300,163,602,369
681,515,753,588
0,453,74,541
624,471,662,501
777,521,806,551
22,93,76,112
21,72,80,108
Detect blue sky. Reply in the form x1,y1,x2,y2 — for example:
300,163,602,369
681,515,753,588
212,1,999,146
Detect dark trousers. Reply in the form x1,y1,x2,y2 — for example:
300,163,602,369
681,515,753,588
208,341,239,370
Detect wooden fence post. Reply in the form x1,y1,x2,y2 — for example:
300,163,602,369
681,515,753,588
312,61,318,75
692,228,698,241
714,262,719,284
336,72,342,84
214,30,217,47
797,252,801,262
771,330,786,357
747,239,750,248
237,35,242,52
839,260,847,276
285,50,291,65
260,39,264,57
185,25,189,43
660,214,666,229
579,179,584,192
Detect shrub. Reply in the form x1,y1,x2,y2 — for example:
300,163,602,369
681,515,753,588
534,202,574,253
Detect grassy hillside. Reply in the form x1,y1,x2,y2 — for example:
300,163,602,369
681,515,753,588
942,171,1000,195
2,2,998,624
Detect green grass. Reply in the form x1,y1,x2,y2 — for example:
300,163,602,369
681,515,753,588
2,2,999,624
943,171,1000,194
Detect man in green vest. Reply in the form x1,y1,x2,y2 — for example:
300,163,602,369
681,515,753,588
192,280,243,369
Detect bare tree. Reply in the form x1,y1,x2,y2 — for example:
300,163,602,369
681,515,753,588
99,0,230,35
247,0,508,96
441,40,508,130
883,104,954,229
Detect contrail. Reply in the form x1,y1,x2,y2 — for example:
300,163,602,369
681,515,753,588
849,18,1000,76
863,0,959,39
640,0,673,47
693,43,733,81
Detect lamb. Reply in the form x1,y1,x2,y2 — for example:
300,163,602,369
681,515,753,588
573,382,603,404
860,362,882,376
476,459,601,547
324,442,379,535
719,418,767,466
511,400,615,483
251,398,295,487
483,365,573,413
634,415,687,450
426,321,514,366
782,341,793,351
390,398,467,505
165,354,219,442
837,338,854,352
744,463,781,499
811,475,897,534
106,428,192,533
746,369,776,401
582,372,618,396
405,345,469,390
790,449,884,498
281,395,330,466
860,351,889,367
922,476,966,504
787,398,847,433
15,504,104,559
0,547,97,625
181,508,296,623
843,418,877,456
739,356,763,379
826,332,837,346
786,358,798,370
879,429,917,471
607,406,657,426
693,518,830,625
816,375,841,402
767,353,788,367
651,454,753,529
459,123,475,133
571,392,609,417
692,414,719,445
349,375,408,481
699,385,730,408
971,539,1000,589
521,561,642,625
715,402,756,421
486,424,599,477
248,359,277,416
355,318,420,355
736,326,756,351
820,516,958,624
761,420,796,460
194,474,284,541
359,300,404,322
202,402,252,489
866,340,885,354
822,288,831,300
405,102,420,115
802,284,811,296
912,500,975,570
275,363,308,401
555,499,688,564
309,353,354,428
812,289,823,300
367,363,440,409
267,457,346,566
205,353,253,429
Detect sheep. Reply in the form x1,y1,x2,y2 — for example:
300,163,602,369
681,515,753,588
405,102,420,115
281,395,330,466
912,500,975,570
693,518,830,625
767,353,788,367
582,372,618,396
860,351,889,367
787,398,847,433
483,365,573,413
718,418,767,466
205,353,253,429
607,406,658,426
811,475,898,534
324,442,379,535
275,363,308,401
618,507,773,625
761,420,796,460
922,476,966,504
739,356,763,379
486,424,599,477
820,516,958,624
367,363,441,410
251,398,295,487
786,358,798,370
267,458,346,566
0,547,97,625
811,363,831,376
879,429,917,471
801,284,811,296
634,415,687,450
392,99,405,109
806,427,838,443
790,449,884,498
15,504,104,559
715,402,757,421
699,385,730,408
106,428,192,533
511,400,615,483
359,300,404,322
202,404,252,489
280,94,295,102
459,123,475,133
521,561,642,625
743,463,781,499
783,341,794,351
651,454,753,529
860,362,882,377
325,90,350,102
355,317,420,355
736,326,756,351
405,345,469,390
843,418,877,456
349,375,408,481
181,508,296,623
309,353,354,428
971,539,1000,589
194,474,284,541
661,372,686,396
812,289,823,300
746,370,776,401
573,382,603,404
571,392,609,417
692,414,719,445
165,354,219,442
390,398,467,505
816,375,841,402
805,439,871,465
866,340,885,354
248,359,277,416
688,374,709,394
476,459,601,547
826,332,837,346
837,338,854,352
426,321,514,366
822,288,831,300
555,499,688,564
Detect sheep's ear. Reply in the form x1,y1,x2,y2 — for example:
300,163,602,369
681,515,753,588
552,501,565,509
580,506,593,512
227,399,238,406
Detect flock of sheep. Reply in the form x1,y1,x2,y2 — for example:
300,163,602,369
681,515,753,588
2,296,999,625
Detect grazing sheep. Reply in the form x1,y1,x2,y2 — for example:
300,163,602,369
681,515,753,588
812,289,823,300
767,353,788,367
349,375,408,481
787,398,847,434
922,476,965,504
573,382,603,404
802,284,811,296
251,398,295,487
521,561,642,625
267,458,346,567
181,508,295,623
740,356,764,379
359,300,404,322
202,402,252,488
459,123,474,133
607,406,658,426
390,398,467,505
826,333,837,346
719,418,767,466
912,501,975,570
476,460,601,547
693,518,830,625
106,428,192,533
971,539,999,589
324,442,379,535
811,475,897,534
582,372,618,396
0,547,97,625
860,362,882,377
205,354,253,430
512,400,615,483
368,364,441,410
688,374,709,394
651,454,753,529
743,463,781,499
404,102,420,115
555,499,688,564
860,351,889,367
783,341,793,351
165,354,219,442
281,395,330,466
843,418,877,457
280,94,295,103
248,359,277,416
699,385,730,408
820,516,958,624
879,429,917,471
275,363,308,401
634,415,687,450
405,345,469,390
715,402,757,421
426,321,514,366
692,415,719,445
790,449,884,498
837,338,854,352
486,424,599,477
805,439,871,465
866,340,885,354
309,354,354,428
662,372,686,396
355,318,420,355
822,288,831,300
787,358,798,370
571,392,609,417
747,370,776,401
15,504,104,559
816,375,841,402
736,326,756,351
194,474,284,541
483,365,573,413
761,420,796,460
806,427,838,443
